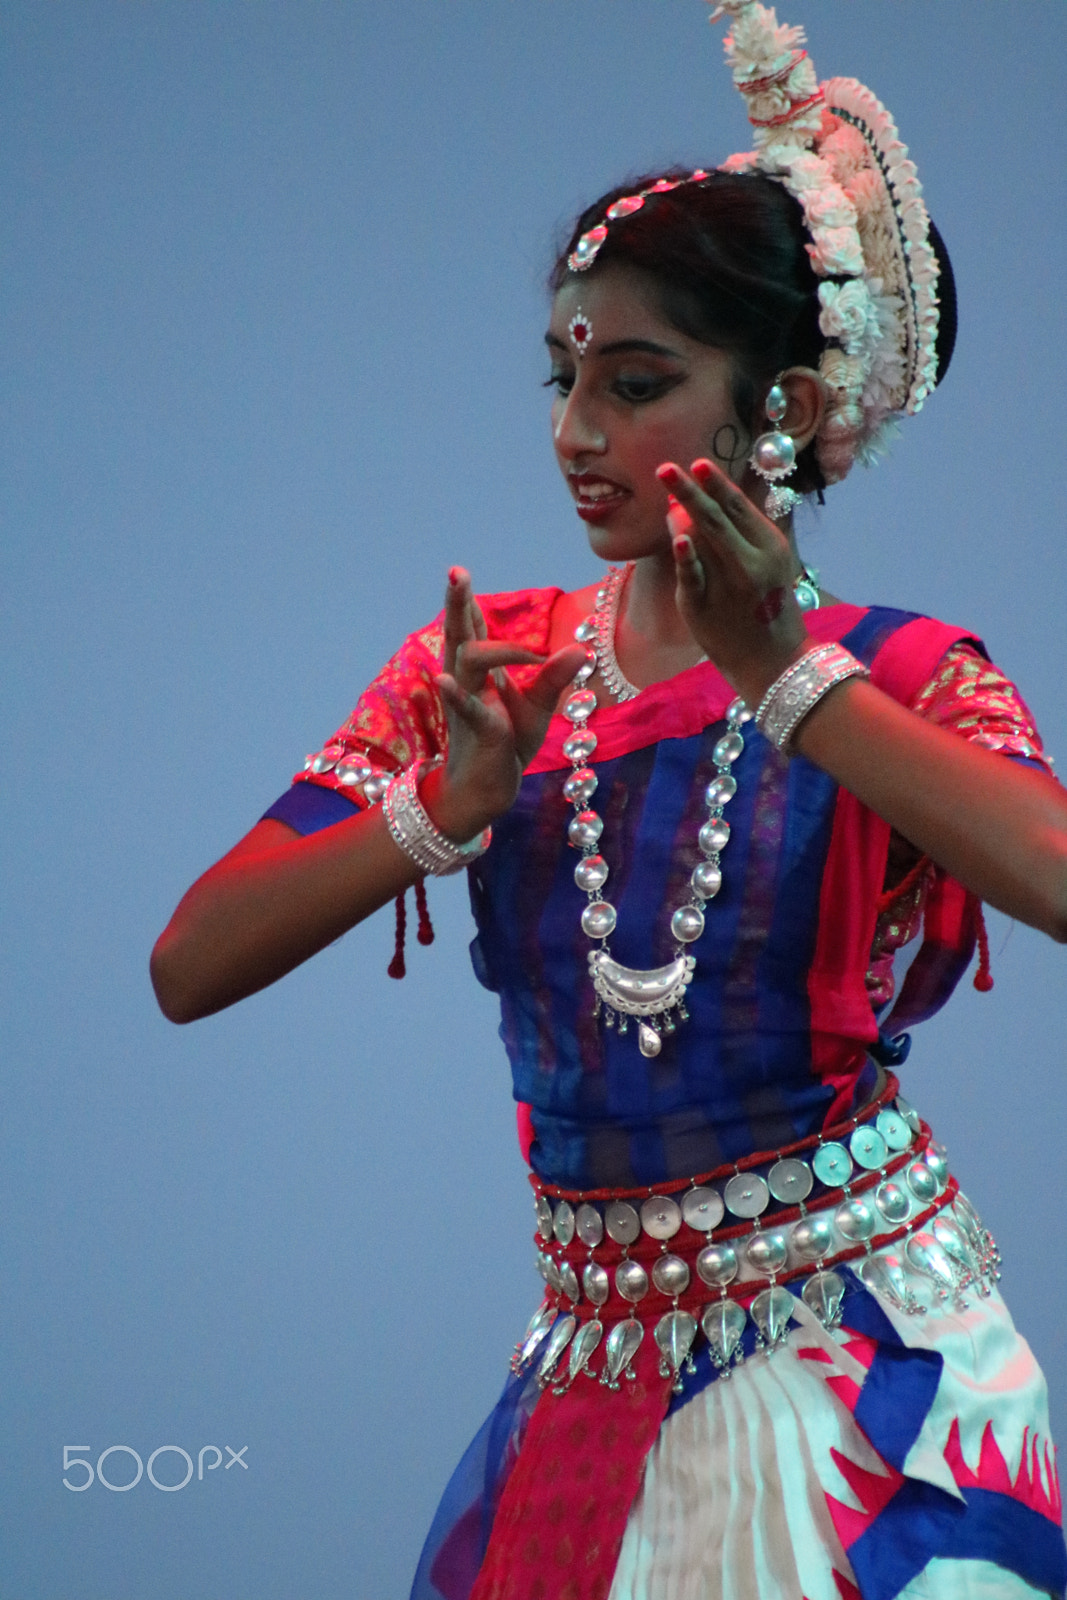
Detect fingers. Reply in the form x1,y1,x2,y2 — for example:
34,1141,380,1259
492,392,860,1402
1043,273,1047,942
522,644,590,714
443,567,470,676
436,671,497,733
689,458,784,553
453,639,544,695
657,461,778,557
501,643,590,767
669,511,707,602
443,566,480,675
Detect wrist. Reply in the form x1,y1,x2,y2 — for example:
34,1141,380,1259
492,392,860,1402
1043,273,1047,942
418,762,496,844
729,636,812,712
754,642,869,754
383,760,492,877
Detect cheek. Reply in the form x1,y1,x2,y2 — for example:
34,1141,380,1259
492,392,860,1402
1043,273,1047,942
705,420,751,474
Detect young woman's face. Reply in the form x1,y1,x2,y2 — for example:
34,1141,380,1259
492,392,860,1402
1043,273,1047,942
547,265,754,563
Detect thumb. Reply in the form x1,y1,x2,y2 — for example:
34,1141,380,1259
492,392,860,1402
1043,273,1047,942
526,644,590,714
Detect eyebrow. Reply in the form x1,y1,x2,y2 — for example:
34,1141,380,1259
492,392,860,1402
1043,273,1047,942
544,334,686,359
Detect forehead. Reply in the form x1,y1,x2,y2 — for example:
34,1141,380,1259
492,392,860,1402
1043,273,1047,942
549,264,684,345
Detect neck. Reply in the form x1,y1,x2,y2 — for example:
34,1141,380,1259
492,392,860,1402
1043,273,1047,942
625,548,694,649
613,521,806,689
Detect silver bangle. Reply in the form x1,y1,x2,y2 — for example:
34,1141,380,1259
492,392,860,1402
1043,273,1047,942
755,643,869,753
382,758,491,876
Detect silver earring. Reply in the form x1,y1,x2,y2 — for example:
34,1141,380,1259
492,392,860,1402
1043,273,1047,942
750,383,801,520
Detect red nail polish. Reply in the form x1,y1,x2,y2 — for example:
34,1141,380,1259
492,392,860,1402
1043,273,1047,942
656,463,681,486
691,459,714,482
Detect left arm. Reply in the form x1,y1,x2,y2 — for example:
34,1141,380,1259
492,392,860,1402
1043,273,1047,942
657,457,1067,942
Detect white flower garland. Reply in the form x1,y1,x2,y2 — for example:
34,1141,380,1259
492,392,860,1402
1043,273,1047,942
711,1,942,484
566,1,944,488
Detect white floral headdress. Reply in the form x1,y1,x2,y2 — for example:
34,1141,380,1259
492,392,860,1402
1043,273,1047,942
568,0,945,487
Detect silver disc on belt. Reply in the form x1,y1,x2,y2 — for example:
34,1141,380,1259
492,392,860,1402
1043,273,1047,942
924,1142,949,1187
906,1160,938,1204
723,1172,770,1219
791,1214,834,1262
640,1195,682,1240
652,1253,691,1297
850,1126,889,1171
743,1229,788,1275
896,1094,922,1135
553,1200,576,1246
696,1241,738,1287
558,1261,581,1303
876,1108,912,1151
583,1261,610,1307
681,1186,725,1233
615,1259,650,1303
575,1203,604,1248
812,1142,853,1188
535,1195,554,1242
835,1197,877,1242
604,1200,641,1245
767,1158,813,1205
874,1179,911,1224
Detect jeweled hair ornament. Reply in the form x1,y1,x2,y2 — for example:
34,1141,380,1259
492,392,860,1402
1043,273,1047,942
568,0,949,487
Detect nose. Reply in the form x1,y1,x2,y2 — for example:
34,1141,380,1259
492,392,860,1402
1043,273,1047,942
552,385,607,458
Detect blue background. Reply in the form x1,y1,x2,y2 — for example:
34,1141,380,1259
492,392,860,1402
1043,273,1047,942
4,3,1065,1596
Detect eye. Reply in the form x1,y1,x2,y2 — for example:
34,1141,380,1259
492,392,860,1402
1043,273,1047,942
612,372,683,404
543,367,575,396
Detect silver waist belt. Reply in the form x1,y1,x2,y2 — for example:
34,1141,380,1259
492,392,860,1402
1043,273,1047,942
513,1087,1000,1395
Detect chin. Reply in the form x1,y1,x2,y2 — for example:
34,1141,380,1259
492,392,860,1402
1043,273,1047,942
584,521,668,565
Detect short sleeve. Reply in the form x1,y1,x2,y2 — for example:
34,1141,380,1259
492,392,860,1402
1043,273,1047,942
265,585,562,830
907,642,1053,773
867,641,1055,1017
288,613,450,812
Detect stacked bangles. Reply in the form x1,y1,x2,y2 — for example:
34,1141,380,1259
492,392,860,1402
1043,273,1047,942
755,641,869,753
382,757,491,876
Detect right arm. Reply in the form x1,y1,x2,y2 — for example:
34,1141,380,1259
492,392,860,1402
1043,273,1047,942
150,570,586,1023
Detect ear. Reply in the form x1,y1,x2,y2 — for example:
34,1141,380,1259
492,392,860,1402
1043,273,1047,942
774,367,826,450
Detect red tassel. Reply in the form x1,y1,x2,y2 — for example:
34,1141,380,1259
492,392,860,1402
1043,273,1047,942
415,877,435,946
387,890,407,979
877,852,932,912
973,903,994,992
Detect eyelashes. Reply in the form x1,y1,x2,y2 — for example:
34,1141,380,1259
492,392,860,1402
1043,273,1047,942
543,371,685,404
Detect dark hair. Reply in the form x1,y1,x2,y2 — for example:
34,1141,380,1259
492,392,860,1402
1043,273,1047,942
551,170,831,494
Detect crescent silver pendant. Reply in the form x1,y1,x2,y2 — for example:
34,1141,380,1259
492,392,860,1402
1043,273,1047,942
589,951,696,1016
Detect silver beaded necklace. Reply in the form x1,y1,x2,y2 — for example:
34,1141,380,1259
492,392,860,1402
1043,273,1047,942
562,565,751,1059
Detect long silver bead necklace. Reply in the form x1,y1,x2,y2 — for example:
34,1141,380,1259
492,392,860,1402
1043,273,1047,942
563,564,752,1059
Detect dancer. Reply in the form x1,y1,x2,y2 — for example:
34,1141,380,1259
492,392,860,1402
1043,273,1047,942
152,4,1067,1595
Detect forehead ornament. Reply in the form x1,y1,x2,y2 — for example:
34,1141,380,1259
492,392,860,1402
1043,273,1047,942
568,311,594,358
568,175,709,275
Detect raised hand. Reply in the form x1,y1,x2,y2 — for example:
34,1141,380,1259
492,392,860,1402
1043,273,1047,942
429,567,587,839
657,457,810,707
